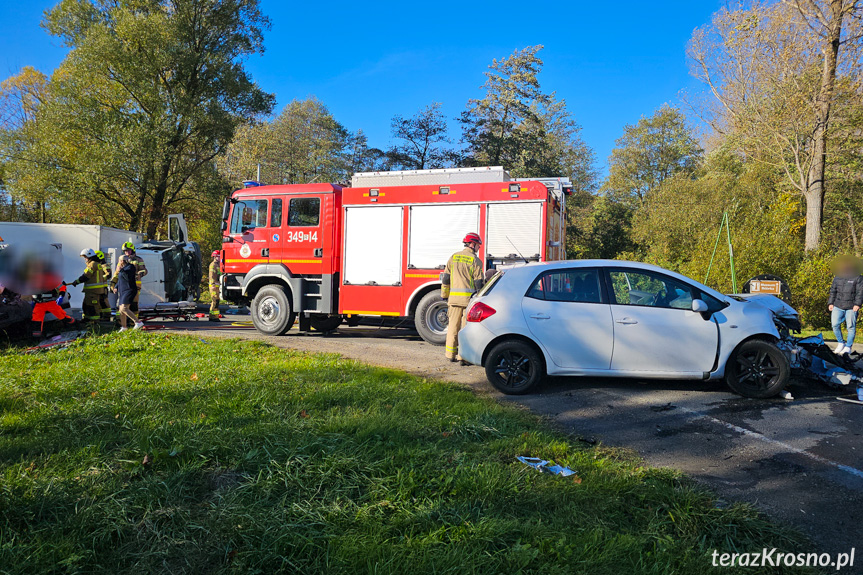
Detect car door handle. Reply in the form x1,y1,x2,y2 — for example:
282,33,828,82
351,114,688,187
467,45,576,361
615,318,638,325
530,313,551,320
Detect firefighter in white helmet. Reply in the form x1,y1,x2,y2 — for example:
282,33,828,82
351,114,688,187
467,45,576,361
441,232,485,363
67,248,106,321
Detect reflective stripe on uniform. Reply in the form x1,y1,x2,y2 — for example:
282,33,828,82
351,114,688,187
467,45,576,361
449,291,474,297
83,284,108,290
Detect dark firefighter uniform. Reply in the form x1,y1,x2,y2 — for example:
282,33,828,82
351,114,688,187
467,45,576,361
71,258,107,321
208,252,221,320
441,240,484,362
95,250,112,320
112,244,147,313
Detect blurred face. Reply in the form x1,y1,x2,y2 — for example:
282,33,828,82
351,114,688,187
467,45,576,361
124,249,134,257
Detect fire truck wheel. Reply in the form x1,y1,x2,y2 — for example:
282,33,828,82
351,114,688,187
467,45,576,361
251,285,296,336
414,291,448,345
309,315,343,332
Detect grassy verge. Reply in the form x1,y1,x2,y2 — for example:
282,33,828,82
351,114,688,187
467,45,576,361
799,328,861,345
0,333,812,574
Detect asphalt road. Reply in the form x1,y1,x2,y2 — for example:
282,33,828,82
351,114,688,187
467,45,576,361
158,314,862,558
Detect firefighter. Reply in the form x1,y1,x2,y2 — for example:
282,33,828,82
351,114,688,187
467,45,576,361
111,242,147,314
95,250,112,321
441,232,485,363
67,248,106,322
208,251,221,322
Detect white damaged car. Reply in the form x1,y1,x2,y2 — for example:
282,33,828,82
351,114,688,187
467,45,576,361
458,260,799,397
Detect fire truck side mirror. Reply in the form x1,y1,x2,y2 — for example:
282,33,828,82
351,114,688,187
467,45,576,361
220,220,228,232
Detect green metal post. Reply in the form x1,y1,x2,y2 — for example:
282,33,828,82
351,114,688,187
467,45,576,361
726,213,737,293
704,212,726,286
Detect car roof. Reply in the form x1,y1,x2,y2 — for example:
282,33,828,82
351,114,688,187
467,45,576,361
500,260,727,300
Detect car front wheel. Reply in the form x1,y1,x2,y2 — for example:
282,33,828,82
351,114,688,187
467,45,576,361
725,339,790,398
484,340,544,395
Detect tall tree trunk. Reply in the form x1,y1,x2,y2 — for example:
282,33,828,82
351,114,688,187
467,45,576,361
804,0,845,252
146,181,167,239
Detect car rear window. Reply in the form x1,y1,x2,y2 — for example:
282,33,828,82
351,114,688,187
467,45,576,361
526,269,602,303
476,270,504,297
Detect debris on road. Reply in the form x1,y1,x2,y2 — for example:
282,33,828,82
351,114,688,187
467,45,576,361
516,456,576,477
780,333,863,389
25,330,88,353
779,390,793,401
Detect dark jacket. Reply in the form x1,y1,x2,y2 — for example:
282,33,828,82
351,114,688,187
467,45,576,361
828,275,863,310
115,262,138,306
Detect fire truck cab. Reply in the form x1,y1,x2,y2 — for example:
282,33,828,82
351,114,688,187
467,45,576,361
219,167,571,344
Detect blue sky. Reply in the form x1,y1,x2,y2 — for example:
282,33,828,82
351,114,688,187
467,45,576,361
0,0,722,176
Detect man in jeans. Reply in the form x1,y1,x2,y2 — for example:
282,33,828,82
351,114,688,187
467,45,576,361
828,258,863,355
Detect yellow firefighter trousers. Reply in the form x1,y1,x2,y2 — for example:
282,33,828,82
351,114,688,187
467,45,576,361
210,287,220,316
445,304,467,360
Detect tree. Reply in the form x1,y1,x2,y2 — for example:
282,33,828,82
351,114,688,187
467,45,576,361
603,105,703,206
460,45,544,168
790,0,863,251
387,103,453,170
460,45,598,191
218,98,382,187
4,0,274,236
688,0,863,251
0,67,51,222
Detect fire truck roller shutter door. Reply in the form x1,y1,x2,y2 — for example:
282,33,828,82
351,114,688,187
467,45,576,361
343,206,403,286
408,204,480,269
486,202,543,260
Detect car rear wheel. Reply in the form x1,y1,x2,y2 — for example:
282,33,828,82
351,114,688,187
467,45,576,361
414,291,448,345
725,339,790,398
485,340,544,395
250,286,296,336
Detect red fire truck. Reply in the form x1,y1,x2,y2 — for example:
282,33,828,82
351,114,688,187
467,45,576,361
219,167,572,344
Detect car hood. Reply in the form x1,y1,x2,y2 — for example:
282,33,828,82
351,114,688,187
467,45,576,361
731,294,799,321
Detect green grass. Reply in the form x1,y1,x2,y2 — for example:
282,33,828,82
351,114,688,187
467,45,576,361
799,328,861,345
0,333,814,574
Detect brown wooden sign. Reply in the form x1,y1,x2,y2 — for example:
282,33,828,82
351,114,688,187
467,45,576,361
748,279,782,295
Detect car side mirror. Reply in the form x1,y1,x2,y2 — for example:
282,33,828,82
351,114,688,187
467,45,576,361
691,299,709,313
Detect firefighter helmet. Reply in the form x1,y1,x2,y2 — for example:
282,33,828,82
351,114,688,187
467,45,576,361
211,251,220,258
463,232,482,246
95,250,105,260
80,248,96,259
122,241,136,251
